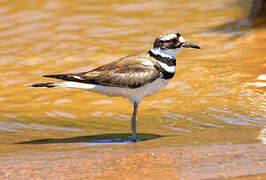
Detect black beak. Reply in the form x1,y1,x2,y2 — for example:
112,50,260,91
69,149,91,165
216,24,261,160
181,42,200,49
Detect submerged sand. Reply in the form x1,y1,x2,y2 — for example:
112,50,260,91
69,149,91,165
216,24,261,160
0,144,265,180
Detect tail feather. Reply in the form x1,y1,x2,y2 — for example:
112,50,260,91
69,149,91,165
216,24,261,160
31,81,95,89
43,74,80,82
43,74,67,79
31,82,56,88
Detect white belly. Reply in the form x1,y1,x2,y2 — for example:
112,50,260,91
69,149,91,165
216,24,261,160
58,78,171,103
93,78,171,102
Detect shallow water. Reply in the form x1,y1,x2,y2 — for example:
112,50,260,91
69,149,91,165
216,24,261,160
0,0,265,153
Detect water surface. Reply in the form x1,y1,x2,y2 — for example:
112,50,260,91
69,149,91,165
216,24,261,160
0,0,265,153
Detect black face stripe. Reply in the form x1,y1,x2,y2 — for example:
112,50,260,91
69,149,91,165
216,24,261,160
171,38,178,44
166,42,178,49
148,50,176,66
161,40,171,43
155,39,181,50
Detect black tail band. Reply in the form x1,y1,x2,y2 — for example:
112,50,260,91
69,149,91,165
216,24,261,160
31,82,55,88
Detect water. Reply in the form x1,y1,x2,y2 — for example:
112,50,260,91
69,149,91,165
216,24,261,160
0,0,265,153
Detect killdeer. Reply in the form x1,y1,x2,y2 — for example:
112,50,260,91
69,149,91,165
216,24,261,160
32,32,200,141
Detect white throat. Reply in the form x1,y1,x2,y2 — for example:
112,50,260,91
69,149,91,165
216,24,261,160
150,47,182,59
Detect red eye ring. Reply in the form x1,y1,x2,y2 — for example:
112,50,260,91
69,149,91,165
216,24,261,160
170,37,179,44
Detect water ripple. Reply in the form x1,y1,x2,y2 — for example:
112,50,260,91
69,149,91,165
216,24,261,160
164,126,192,133
0,122,80,132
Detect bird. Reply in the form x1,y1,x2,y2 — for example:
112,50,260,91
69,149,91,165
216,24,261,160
31,32,200,141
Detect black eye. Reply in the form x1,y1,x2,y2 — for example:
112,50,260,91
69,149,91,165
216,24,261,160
170,38,178,44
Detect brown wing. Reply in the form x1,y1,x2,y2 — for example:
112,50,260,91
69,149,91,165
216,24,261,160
44,56,161,89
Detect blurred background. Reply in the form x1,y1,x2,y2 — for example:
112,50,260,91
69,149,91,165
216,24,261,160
0,0,265,153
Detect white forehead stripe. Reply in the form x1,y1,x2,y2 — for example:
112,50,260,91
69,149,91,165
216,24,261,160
161,34,177,41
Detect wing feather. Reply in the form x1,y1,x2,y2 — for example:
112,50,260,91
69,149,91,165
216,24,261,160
44,57,161,88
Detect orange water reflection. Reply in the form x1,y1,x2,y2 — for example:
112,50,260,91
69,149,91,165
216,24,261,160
0,0,265,153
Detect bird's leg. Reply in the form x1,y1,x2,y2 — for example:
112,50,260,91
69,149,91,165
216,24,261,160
131,101,140,142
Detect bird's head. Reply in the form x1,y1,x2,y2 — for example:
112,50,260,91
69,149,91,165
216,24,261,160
152,32,200,59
